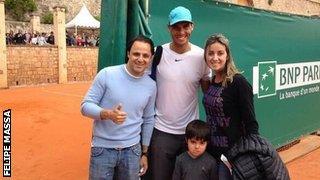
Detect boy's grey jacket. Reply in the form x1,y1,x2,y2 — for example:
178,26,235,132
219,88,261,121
226,134,290,180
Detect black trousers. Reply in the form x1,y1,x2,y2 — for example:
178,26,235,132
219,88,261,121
143,128,186,180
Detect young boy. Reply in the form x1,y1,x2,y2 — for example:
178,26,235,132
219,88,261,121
172,120,218,180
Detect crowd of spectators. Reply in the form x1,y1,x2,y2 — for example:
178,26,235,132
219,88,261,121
66,32,99,47
6,30,99,47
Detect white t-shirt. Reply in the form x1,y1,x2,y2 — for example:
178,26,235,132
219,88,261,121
155,43,211,134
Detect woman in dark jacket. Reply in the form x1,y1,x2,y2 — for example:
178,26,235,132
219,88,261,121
203,34,289,180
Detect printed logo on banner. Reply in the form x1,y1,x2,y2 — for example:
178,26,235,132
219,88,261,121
253,60,320,99
258,61,276,98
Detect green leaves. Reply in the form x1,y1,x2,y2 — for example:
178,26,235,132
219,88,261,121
41,12,53,24
4,0,37,21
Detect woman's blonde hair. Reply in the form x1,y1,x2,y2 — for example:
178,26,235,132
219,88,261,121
204,34,240,87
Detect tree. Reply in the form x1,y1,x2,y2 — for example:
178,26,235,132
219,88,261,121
5,0,37,21
41,12,53,24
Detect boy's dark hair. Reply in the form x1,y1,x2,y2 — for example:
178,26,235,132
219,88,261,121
125,35,155,62
186,120,210,142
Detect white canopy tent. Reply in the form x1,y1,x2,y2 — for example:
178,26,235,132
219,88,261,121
65,4,100,34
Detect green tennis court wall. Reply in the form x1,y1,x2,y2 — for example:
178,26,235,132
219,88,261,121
99,0,320,147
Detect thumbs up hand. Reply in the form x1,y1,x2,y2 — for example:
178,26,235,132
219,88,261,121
115,103,123,111
100,103,127,124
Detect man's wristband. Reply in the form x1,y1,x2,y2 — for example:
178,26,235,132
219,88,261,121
141,152,148,157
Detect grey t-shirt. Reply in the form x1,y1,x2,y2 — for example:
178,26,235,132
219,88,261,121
172,151,218,180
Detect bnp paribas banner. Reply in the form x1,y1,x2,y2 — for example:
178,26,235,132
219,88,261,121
250,61,320,146
147,0,320,146
253,61,320,99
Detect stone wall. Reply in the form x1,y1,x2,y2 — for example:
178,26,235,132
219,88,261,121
7,46,59,86
6,46,98,87
5,21,31,33
5,21,53,33
67,47,98,82
251,0,320,16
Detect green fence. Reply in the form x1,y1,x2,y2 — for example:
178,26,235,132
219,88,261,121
99,0,320,147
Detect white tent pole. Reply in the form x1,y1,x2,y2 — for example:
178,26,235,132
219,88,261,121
146,0,149,15
146,0,149,22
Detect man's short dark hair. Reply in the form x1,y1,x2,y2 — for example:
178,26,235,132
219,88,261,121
185,120,210,142
126,35,155,55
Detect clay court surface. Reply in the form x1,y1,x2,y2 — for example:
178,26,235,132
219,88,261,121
1,82,319,180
